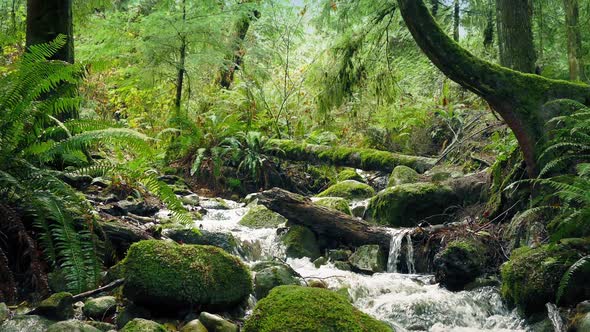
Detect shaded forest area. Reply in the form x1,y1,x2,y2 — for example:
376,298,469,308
1,0,590,331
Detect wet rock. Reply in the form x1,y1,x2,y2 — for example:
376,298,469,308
181,319,208,332
46,320,101,332
0,303,9,323
199,312,238,332
307,279,328,288
388,165,419,187
86,321,117,331
351,205,366,218
334,261,352,271
336,169,365,183
577,313,590,332
115,303,151,328
464,276,501,291
254,263,301,299
83,296,117,320
121,240,252,311
317,180,375,200
34,292,74,320
578,301,590,314
314,197,352,215
239,205,287,229
365,183,459,227
91,177,111,188
120,318,166,332
0,315,53,332
313,256,328,268
281,225,321,260
349,245,386,273
200,198,230,210
99,199,159,217
434,240,485,291
164,228,240,254
243,286,391,332
328,249,352,262
181,194,200,206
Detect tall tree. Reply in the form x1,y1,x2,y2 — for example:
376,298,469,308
495,0,536,72
396,0,590,176
26,0,73,63
563,0,585,81
175,0,187,111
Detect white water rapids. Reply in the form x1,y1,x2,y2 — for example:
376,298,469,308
180,197,528,332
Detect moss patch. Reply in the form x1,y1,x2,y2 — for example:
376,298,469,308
315,197,352,215
281,226,321,260
317,180,375,200
336,169,364,183
243,285,393,332
121,240,252,311
239,205,287,229
388,166,419,187
120,318,166,332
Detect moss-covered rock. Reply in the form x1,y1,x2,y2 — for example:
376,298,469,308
115,303,151,329
83,296,117,320
121,240,252,311
388,166,419,187
576,312,590,332
239,205,287,229
315,197,352,215
164,228,240,254
328,249,352,262
501,243,583,316
120,318,166,332
317,180,375,200
181,320,208,332
434,240,485,291
281,226,321,260
365,183,458,227
35,292,74,320
46,320,101,332
336,169,365,183
254,262,301,299
0,315,53,332
243,285,392,332
349,245,387,273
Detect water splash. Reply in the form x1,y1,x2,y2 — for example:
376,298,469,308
546,303,566,332
387,229,415,273
405,232,416,274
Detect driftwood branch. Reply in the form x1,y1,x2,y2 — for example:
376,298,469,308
73,279,125,301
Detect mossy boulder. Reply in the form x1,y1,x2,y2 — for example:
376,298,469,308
365,183,458,227
501,243,583,316
46,320,101,332
120,318,166,332
164,228,240,254
181,320,208,332
243,285,392,332
349,245,387,273
254,263,301,299
434,240,485,291
281,226,321,260
388,166,419,187
317,180,375,200
83,296,117,320
336,169,365,183
121,240,252,311
239,205,287,229
315,197,352,215
34,292,74,320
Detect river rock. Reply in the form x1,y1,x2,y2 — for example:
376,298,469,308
0,303,9,322
254,263,301,299
181,319,208,332
388,165,419,187
0,315,53,332
242,286,392,332
199,312,238,332
46,320,101,332
434,240,485,291
578,313,590,332
86,321,117,331
239,205,287,228
328,249,352,261
121,240,252,311
317,180,375,200
120,318,166,332
115,303,151,328
181,194,200,206
365,183,459,227
334,261,352,271
164,228,240,254
99,199,159,217
314,197,352,215
349,245,386,273
83,296,117,320
336,169,365,183
281,225,321,260
34,292,74,320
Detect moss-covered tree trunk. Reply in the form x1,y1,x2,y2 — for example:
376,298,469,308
396,0,590,176
495,0,536,73
26,0,73,63
563,0,585,81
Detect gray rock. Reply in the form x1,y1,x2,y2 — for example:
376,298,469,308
388,166,419,187
254,263,301,299
164,228,240,254
46,320,101,332
0,302,10,322
578,301,590,314
578,313,590,332
349,245,386,273
239,205,287,229
333,261,352,271
181,319,208,332
199,312,238,332
0,315,53,332
83,296,117,320
313,256,328,268
181,194,200,206
34,292,74,320
328,249,352,262
351,205,366,218
281,225,321,260
86,321,117,332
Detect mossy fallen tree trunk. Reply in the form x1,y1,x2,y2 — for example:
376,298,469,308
266,139,437,173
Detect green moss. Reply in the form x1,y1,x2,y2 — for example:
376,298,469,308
336,169,364,183
500,243,582,316
315,197,352,215
122,240,252,310
36,292,74,320
243,286,393,332
365,183,458,227
281,225,321,260
317,180,375,200
120,318,166,332
239,205,287,229
388,166,419,187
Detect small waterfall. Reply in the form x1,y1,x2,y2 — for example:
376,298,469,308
386,229,415,273
546,303,565,332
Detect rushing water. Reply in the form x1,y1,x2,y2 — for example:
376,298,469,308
188,197,527,332
546,303,566,332
387,229,416,274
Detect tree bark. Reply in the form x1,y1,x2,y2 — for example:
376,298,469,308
453,0,460,42
563,0,585,81
495,0,536,73
26,0,74,63
174,0,187,110
396,0,590,177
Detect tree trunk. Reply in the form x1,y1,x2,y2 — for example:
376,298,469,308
396,0,590,177
453,0,460,42
26,0,74,63
495,0,536,73
563,0,585,81
174,0,187,110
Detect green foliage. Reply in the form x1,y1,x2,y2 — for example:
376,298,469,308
556,255,590,305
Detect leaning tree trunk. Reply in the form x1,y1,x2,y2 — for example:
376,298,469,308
26,0,74,63
563,0,585,81
495,0,536,73
396,0,590,177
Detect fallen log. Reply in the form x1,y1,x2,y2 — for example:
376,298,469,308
266,139,436,173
